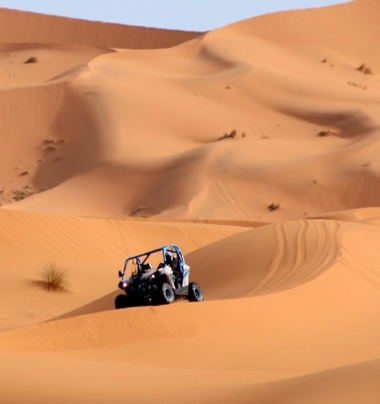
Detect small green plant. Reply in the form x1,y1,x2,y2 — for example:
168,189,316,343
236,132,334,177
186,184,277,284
35,264,70,292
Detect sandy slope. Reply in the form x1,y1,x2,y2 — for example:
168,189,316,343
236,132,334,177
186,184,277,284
1,220,380,402
0,8,201,49
1,1,380,402
3,1,380,221
0,208,246,331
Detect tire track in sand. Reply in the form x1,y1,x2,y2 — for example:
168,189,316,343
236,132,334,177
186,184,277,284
253,220,341,295
0,65,15,85
339,228,380,290
212,179,250,220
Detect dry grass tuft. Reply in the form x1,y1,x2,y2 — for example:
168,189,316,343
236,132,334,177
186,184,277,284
24,56,38,64
357,63,373,75
218,130,237,141
12,188,33,201
34,264,70,292
267,203,280,212
347,81,367,90
317,130,335,137
217,130,247,141
43,145,57,155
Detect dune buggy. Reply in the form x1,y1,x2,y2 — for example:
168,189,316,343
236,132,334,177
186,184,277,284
115,244,204,308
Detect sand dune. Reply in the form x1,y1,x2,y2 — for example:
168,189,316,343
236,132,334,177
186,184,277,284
3,2,380,221
231,0,380,67
0,208,245,331
1,253,380,401
188,219,341,298
1,1,380,402
244,360,380,404
0,8,201,49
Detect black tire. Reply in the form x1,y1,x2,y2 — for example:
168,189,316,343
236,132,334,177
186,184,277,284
160,282,175,304
115,294,130,309
188,282,204,302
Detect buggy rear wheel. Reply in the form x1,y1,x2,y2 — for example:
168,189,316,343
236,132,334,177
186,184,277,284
160,282,175,304
115,294,130,309
188,282,204,302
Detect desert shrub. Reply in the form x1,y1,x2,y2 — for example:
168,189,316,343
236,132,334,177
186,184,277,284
218,130,237,141
347,81,367,90
43,145,57,155
267,203,280,212
35,264,70,292
357,63,373,75
12,188,33,201
24,56,38,64
217,130,248,141
317,130,336,137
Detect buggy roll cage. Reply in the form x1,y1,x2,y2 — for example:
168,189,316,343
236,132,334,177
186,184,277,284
118,244,186,278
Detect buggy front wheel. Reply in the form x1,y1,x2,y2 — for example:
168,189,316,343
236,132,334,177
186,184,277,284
188,282,204,302
160,282,175,304
115,294,130,309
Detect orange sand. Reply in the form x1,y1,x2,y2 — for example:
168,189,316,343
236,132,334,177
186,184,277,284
0,1,379,402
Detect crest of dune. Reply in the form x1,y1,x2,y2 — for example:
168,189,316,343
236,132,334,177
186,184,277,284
0,1,380,403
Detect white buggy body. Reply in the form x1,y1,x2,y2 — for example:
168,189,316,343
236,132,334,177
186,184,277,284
115,244,202,308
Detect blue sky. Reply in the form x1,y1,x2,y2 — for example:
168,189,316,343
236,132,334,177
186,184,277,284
0,0,348,31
